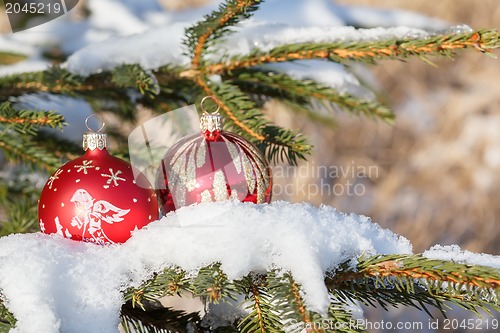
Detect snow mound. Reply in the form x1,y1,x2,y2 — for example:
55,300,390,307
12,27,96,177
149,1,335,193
0,200,411,333
65,23,190,75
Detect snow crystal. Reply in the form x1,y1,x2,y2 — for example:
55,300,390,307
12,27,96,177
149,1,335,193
0,201,411,333
424,245,500,269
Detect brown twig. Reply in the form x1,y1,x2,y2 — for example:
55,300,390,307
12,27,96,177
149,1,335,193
329,259,500,290
250,284,267,333
194,76,265,141
205,33,491,75
0,116,57,126
191,0,251,68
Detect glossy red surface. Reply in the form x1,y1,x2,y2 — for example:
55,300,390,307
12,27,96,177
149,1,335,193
156,130,272,215
38,148,159,244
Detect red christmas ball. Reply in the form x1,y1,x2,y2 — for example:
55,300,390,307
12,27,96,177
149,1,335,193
38,131,158,244
156,97,272,215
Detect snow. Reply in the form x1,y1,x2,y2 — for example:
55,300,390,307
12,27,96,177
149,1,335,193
223,21,430,57
87,0,149,35
1,0,458,93
65,20,431,77
332,4,447,30
424,245,500,269
65,23,189,75
0,60,50,77
0,200,411,333
253,0,447,30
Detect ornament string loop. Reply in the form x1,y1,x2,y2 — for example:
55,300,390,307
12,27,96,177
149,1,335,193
85,114,106,133
200,96,221,115
199,96,223,135
83,114,107,151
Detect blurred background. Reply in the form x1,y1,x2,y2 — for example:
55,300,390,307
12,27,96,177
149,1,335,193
268,1,500,330
270,0,500,255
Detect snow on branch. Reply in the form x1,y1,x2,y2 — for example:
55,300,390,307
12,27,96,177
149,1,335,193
0,201,411,333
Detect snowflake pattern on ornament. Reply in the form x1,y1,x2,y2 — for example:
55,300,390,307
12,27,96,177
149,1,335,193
74,160,95,174
101,168,125,188
47,169,63,189
69,189,130,244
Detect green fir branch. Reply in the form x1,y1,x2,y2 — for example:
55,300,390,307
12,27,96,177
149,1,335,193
111,65,160,98
124,267,190,310
0,102,65,135
197,78,312,164
41,66,85,94
185,0,262,67
0,196,39,237
0,132,63,172
117,255,500,332
268,271,364,333
0,298,15,333
229,70,394,123
206,29,500,74
0,72,46,98
236,275,283,333
190,263,238,303
328,254,500,316
121,301,200,333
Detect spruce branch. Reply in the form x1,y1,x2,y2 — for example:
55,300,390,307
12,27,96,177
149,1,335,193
0,301,15,333
0,196,39,237
268,272,364,333
121,302,200,333
206,29,500,74
0,132,62,172
0,69,95,98
125,267,190,310
185,0,262,68
115,254,500,332
0,102,65,134
229,70,394,123
267,272,320,333
328,255,500,316
190,263,238,303
0,66,152,99
195,77,312,164
236,275,282,333
111,65,160,98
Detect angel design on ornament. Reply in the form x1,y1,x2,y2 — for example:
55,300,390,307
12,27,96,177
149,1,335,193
69,189,130,244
